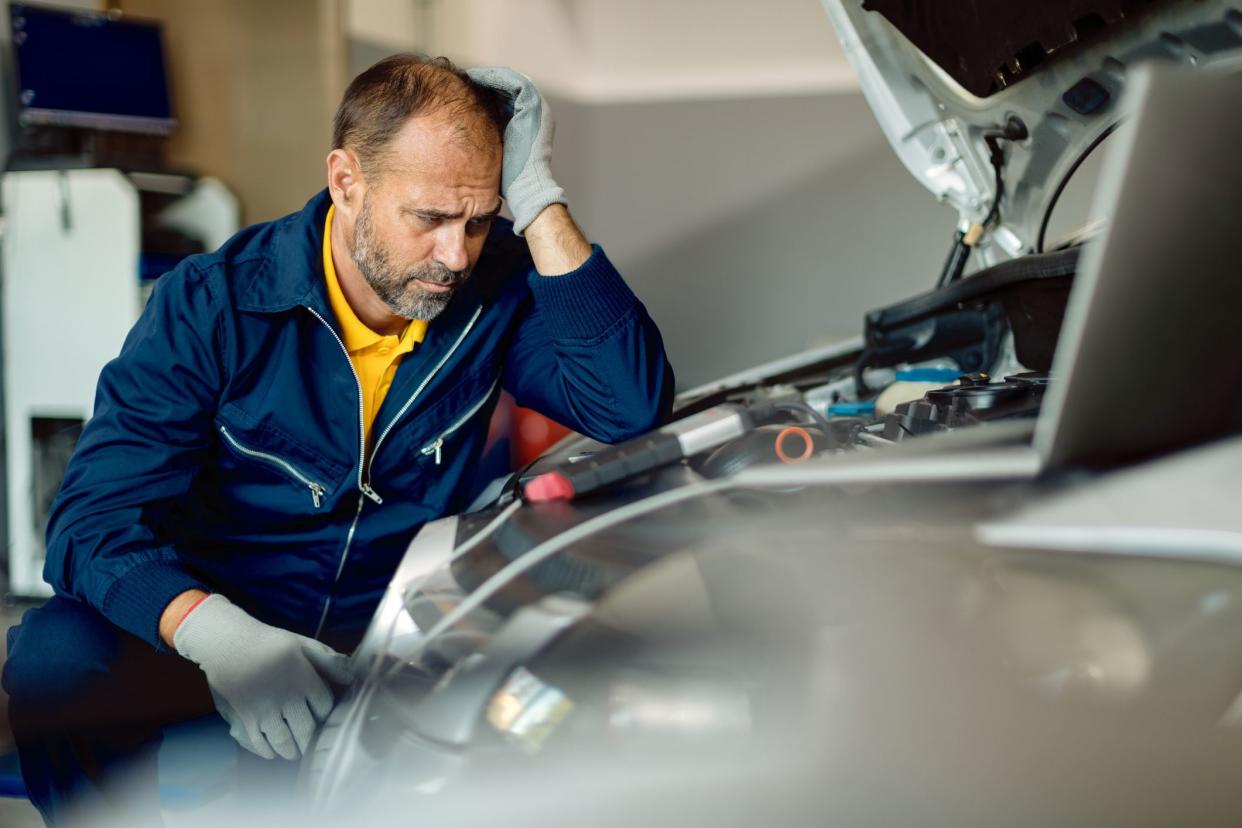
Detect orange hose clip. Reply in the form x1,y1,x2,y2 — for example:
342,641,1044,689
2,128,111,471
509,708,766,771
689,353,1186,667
774,426,814,464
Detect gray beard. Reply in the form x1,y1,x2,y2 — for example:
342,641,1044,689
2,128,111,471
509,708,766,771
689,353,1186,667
350,198,471,322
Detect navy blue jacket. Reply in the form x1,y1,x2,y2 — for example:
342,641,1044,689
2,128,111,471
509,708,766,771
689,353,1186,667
44,190,673,651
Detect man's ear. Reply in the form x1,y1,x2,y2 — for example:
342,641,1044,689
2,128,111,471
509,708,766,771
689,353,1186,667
326,148,366,217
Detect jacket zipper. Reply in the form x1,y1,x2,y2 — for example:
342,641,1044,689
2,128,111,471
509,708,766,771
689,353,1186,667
218,425,326,508
313,491,365,640
419,376,500,465
305,307,378,503
306,303,482,640
305,305,377,641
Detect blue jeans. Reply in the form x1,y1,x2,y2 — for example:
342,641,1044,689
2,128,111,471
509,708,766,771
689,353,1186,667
3,596,220,824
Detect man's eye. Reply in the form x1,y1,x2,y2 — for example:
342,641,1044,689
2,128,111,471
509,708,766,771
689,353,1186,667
414,215,439,228
467,218,494,234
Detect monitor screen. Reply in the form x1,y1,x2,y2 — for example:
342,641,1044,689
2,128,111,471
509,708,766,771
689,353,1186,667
10,2,175,135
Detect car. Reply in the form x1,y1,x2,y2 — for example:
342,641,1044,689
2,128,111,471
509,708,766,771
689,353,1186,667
301,2,1242,824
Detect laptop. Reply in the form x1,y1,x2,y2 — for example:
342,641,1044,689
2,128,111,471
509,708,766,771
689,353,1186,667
1035,64,1242,472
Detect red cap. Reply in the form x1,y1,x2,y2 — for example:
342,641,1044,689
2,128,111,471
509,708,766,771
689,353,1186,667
523,471,575,503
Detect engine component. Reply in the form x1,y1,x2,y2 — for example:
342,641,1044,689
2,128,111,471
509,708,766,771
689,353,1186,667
693,424,842,479
523,403,777,502
883,372,1048,440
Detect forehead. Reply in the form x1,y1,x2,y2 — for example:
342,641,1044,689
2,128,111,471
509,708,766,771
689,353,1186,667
373,113,501,204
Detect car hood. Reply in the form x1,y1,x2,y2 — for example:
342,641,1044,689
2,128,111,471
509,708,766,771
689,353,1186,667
821,0,1242,262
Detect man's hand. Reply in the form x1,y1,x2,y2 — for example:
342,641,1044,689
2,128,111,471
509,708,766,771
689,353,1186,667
467,66,593,274
171,594,352,761
466,66,566,236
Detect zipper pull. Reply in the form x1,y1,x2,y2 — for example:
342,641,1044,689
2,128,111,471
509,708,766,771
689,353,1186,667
361,483,384,505
308,483,325,509
421,437,445,465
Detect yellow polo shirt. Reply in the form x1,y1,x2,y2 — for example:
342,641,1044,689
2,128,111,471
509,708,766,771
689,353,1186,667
322,205,428,445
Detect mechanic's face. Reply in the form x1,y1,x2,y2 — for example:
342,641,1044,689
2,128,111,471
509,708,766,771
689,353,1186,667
351,114,502,321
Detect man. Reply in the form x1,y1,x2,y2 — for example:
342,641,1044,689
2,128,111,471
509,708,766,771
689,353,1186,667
3,55,673,824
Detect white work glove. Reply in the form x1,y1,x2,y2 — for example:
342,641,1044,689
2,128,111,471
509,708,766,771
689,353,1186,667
466,66,566,235
173,594,352,761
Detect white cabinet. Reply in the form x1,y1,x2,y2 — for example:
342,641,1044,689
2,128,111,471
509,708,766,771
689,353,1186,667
2,168,237,597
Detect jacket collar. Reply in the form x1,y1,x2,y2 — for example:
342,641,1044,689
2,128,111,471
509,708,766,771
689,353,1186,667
234,189,335,316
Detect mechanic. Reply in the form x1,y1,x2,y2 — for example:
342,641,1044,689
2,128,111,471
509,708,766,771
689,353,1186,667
3,55,674,824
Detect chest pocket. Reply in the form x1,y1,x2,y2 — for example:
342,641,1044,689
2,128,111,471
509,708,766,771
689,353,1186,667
414,374,502,465
212,405,351,512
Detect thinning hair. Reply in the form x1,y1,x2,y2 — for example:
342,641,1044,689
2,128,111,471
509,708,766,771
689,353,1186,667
333,54,509,177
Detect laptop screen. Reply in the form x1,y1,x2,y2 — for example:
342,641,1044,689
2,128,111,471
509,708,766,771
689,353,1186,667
1035,66,1242,471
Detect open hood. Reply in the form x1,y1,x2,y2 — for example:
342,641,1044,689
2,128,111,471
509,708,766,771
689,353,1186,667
821,0,1242,263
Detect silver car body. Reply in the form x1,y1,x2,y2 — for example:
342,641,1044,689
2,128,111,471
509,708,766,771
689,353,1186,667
304,4,1242,824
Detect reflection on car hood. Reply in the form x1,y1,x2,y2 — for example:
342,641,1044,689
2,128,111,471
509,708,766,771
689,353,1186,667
820,0,1242,262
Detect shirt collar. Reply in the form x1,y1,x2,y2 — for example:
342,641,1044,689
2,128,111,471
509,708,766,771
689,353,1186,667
322,204,428,354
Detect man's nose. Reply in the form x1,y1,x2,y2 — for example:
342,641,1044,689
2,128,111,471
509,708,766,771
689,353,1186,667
434,224,469,273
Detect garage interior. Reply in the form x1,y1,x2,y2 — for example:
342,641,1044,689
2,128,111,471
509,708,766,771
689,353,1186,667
1,0,1238,826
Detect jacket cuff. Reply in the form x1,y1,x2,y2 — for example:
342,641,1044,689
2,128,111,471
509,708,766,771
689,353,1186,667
102,559,210,651
527,245,638,341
